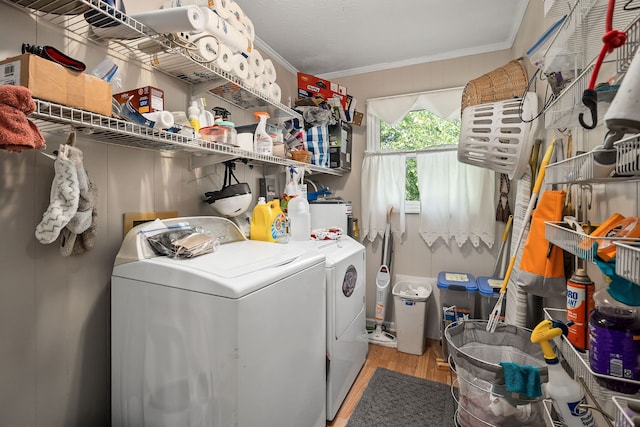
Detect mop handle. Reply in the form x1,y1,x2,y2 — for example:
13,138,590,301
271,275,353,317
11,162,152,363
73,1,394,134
498,140,556,295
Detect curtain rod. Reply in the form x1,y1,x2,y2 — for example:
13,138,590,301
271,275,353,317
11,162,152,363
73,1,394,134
365,145,458,156
366,87,464,103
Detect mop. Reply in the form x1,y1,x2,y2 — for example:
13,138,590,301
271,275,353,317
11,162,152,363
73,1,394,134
368,206,397,347
487,140,556,332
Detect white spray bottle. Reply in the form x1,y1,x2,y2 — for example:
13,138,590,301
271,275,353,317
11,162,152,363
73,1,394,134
531,319,596,427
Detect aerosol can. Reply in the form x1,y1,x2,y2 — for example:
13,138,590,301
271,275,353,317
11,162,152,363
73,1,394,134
531,320,596,427
566,268,595,351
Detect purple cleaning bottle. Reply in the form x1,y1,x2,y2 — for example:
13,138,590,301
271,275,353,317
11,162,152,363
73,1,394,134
588,289,640,394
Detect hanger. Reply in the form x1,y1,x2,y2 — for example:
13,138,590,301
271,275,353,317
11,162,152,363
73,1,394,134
38,129,76,160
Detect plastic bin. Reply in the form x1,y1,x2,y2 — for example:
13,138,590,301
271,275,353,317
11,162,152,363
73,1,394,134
476,276,506,321
392,281,433,355
437,272,477,359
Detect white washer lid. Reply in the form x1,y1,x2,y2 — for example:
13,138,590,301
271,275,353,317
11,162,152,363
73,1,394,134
112,240,324,298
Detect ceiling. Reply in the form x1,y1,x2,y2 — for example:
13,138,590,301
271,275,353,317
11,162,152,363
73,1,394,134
233,0,530,79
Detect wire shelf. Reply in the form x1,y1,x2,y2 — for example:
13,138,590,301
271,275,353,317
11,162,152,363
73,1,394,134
543,308,640,416
543,4,640,129
0,0,302,120
545,142,640,184
615,134,640,177
545,221,640,263
612,396,640,427
615,241,640,283
31,99,341,175
542,0,638,78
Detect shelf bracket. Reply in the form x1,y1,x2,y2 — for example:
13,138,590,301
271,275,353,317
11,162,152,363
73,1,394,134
189,152,237,170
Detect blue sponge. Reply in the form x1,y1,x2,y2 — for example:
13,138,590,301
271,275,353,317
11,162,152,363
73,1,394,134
500,362,542,398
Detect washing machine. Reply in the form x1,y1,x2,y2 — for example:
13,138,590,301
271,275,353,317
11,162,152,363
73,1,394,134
292,236,368,420
110,217,326,427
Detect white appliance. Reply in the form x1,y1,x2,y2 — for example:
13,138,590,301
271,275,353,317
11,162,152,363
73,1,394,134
290,236,367,421
309,198,353,237
111,217,326,427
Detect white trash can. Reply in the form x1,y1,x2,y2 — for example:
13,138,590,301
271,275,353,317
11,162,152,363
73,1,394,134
392,281,433,355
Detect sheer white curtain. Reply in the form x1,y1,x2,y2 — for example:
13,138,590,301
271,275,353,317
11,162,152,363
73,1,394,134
416,151,496,248
362,86,496,248
361,152,406,242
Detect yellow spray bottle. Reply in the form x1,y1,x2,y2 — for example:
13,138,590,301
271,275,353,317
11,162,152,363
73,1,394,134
531,320,595,427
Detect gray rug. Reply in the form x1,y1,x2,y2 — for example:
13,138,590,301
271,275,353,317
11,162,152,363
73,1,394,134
347,368,456,427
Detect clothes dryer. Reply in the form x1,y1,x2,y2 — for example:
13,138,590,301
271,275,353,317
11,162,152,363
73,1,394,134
111,217,326,427
290,236,368,420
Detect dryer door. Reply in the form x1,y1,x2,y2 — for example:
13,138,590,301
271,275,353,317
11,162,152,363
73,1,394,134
334,249,365,339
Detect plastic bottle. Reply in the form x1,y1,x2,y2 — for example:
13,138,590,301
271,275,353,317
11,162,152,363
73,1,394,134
589,288,640,394
187,101,201,133
253,111,273,156
287,195,310,241
531,320,596,427
249,197,287,242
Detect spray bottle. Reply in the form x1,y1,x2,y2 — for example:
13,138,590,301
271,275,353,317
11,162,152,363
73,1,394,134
187,100,201,134
286,167,310,241
531,319,596,427
253,111,273,156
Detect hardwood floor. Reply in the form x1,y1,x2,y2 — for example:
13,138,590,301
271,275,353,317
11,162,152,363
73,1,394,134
327,338,455,427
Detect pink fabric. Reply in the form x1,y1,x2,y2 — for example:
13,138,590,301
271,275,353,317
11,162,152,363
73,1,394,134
0,85,45,152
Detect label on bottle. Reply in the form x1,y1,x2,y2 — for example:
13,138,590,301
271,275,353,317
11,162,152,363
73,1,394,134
589,322,640,381
271,212,287,241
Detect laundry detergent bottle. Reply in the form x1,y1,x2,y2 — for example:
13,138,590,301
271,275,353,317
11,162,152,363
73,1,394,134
589,288,640,394
250,197,287,242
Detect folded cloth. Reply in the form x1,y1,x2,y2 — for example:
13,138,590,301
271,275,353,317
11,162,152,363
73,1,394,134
0,85,45,152
500,362,542,398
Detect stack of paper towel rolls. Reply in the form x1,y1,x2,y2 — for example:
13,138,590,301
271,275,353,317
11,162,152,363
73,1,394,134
160,0,280,103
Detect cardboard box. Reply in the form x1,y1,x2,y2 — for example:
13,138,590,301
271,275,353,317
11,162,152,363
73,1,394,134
113,86,164,114
0,53,112,117
297,72,347,110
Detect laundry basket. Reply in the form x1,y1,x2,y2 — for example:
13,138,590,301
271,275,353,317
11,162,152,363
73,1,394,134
445,320,548,427
457,95,538,180
461,58,529,111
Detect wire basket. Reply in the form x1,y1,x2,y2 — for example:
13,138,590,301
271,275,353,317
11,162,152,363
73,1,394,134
290,150,311,163
457,95,538,180
446,320,550,426
461,59,529,111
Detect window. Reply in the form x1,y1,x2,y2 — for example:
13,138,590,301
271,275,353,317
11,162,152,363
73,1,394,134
379,110,461,207
363,87,495,247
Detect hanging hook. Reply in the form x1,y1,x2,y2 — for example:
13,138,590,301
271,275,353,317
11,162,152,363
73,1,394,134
578,89,598,129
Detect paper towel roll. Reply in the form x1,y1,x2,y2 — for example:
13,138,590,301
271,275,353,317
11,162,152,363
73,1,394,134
232,54,250,80
248,49,264,76
216,44,235,73
269,82,282,103
131,6,205,35
142,111,175,129
201,7,251,56
236,133,253,151
255,74,270,96
196,35,219,62
241,16,255,42
243,71,256,90
227,1,245,32
211,0,232,20
263,58,277,83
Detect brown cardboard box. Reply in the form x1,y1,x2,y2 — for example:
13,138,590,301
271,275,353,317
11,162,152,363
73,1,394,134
113,86,164,114
0,53,112,117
